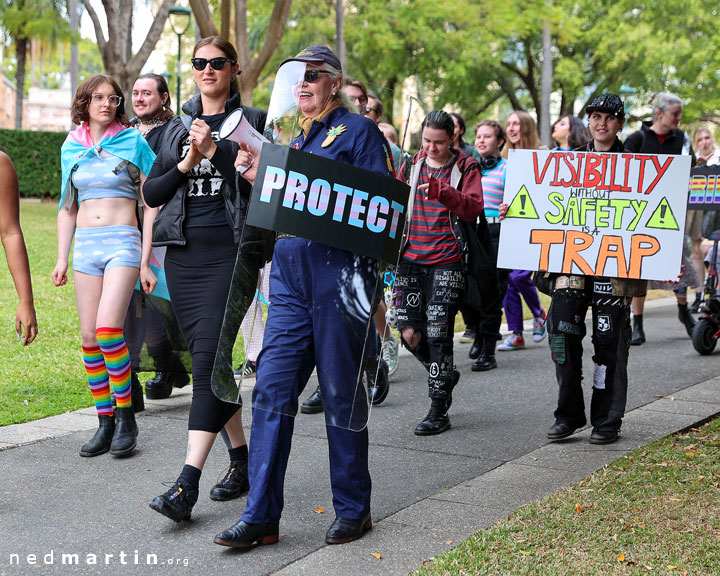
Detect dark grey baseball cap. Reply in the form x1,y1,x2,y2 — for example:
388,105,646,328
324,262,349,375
280,45,342,72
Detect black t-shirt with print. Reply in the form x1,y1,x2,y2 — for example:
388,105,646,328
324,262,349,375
184,112,235,228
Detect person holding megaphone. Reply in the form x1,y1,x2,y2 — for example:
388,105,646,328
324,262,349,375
143,36,272,524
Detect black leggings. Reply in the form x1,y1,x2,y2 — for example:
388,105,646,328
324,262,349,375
165,225,258,433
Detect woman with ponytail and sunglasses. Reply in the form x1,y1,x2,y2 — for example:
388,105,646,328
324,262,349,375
143,36,270,523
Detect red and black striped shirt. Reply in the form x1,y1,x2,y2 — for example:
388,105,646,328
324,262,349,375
403,159,461,265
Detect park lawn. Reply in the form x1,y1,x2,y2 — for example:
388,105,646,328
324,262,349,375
0,201,90,426
416,416,720,576
0,201,252,426
1,203,676,426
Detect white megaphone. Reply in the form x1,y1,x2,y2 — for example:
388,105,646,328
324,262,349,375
219,108,269,151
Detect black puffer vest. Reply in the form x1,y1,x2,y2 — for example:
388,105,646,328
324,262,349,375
151,93,274,264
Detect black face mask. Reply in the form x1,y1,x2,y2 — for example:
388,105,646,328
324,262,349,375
479,155,501,171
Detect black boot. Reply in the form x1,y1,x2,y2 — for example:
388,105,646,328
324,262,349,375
80,414,115,457
469,336,483,360
414,398,451,436
367,357,390,406
110,407,138,457
169,371,190,389
678,303,696,337
630,314,645,345
472,340,497,371
446,369,460,410
209,462,249,501
301,386,324,414
150,480,199,522
689,293,702,313
145,372,173,400
131,373,145,412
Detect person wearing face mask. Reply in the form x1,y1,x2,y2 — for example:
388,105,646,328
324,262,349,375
624,92,697,345
213,45,391,549
551,115,591,151
465,120,510,371
499,111,548,351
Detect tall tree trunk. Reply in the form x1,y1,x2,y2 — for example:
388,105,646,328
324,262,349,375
14,36,28,130
335,0,346,72
221,0,231,40
69,0,79,106
540,15,552,147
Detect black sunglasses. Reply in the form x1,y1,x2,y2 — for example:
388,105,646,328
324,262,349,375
303,69,333,83
191,57,236,71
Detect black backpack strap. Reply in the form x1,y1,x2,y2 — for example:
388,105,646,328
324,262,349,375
112,159,144,230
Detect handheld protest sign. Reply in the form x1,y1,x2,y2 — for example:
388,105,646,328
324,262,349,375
689,164,720,210
247,144,409,261
497,149,692,281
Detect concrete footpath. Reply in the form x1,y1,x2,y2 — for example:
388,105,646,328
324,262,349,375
1,297,719,575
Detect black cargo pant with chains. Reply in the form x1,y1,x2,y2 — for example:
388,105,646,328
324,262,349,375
395,261,464,400
547,277,631,434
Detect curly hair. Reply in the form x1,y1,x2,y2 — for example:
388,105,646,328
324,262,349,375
71,74,129,126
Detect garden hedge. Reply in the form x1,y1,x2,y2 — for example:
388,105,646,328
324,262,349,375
0,128,65,199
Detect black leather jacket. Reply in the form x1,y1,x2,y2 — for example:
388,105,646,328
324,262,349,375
148,93,274,263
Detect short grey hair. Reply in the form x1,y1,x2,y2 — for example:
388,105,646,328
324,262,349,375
320,63,355,109
653,92,682,114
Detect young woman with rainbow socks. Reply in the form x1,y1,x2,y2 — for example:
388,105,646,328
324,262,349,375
53,74,156,458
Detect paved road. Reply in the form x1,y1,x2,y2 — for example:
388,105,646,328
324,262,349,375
1,297,719,575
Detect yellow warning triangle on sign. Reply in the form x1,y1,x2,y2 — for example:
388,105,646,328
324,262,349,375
645,197,679,230
505,185,539,219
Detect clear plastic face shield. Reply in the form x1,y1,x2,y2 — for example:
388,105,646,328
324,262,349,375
210,62,413,432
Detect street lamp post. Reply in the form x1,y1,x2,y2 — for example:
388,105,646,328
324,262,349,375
168,6,192,115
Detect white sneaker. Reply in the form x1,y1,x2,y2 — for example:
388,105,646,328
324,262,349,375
533,310,547,342
497,333,525,351
382,334,400,377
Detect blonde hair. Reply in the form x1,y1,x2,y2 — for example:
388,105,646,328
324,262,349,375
693,126,715,148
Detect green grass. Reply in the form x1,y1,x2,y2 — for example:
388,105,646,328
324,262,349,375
0,201,255,426
416,417,720,576
0,201,91,426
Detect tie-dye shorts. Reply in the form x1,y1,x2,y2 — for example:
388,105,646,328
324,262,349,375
72,225,142,276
